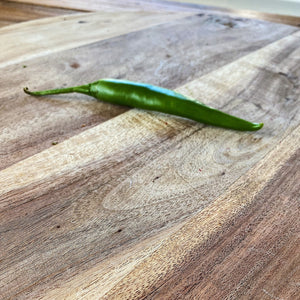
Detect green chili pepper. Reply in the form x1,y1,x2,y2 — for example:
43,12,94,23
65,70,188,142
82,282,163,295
24,79,263,131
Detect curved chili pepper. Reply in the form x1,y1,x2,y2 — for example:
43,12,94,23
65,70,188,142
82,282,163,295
24,79,263,131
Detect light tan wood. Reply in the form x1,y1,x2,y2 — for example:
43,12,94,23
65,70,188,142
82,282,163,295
0,2,299,299
0,10,193,68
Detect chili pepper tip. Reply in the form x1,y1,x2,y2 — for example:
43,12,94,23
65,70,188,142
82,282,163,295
250,122,264,131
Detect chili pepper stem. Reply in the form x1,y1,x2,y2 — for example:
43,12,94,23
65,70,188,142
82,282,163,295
23,84,90,96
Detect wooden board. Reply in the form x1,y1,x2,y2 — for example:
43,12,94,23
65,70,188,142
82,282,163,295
0,13,296,169
0,2,299,300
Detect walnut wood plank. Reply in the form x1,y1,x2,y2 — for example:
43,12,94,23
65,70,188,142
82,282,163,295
0,1,79,28
0,25,299,298
0,14,296,171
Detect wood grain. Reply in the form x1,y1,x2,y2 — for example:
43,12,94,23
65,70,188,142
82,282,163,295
172,0,300,24
0,14,296,170
0,10,193,68
0,1,79,28
0,3,299,300
1,27,300,299
105,124,300,300
7,0,300,26
226,8,300,27
6,0,201,13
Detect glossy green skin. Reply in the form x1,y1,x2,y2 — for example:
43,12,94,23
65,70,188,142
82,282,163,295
24,78,263,131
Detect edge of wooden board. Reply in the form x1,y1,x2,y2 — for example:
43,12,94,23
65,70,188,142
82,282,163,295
8,0,300,26
6,0,201,13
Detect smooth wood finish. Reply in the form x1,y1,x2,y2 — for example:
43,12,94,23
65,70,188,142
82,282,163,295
0,1,299,299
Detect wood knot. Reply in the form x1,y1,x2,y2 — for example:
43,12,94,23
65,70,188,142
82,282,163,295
70,62,80,69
